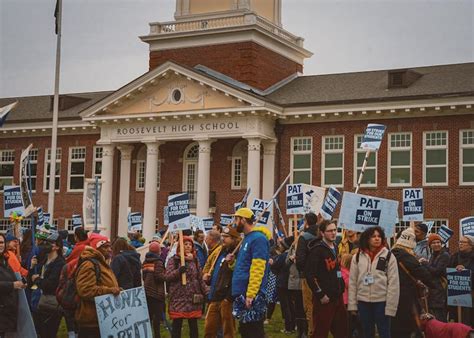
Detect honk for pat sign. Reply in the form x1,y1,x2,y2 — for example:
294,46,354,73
95,286,152,337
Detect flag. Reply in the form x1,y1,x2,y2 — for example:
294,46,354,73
0,102,18,127
54,0,60,34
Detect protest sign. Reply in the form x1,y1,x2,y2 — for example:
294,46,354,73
338,192,399,235
20,145,35,217
320,187,341,220
460,216,474,237
190,215,204,232
43,213,51,226
202,217,214,231
15,273,37,337
3,185,24,218
250,198,273,229
168,193,190,232
95,286,152,337
402,188,423,221
286,184,304,215
360,124,386,151
83,178,102,229
220,214,234,227
72,214,82,228
37,206,44,227
128,212,142,232
286,184,326,215
447,268,472,308
425,220,435,234
438,225,454,244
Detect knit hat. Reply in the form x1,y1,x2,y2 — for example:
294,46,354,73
396,228,417,249
149,241,161,254
428,233,442,246
89,233,110,249
415,223,428,234
222,225,241,240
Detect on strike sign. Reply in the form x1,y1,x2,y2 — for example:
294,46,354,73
168,193,190,232
402,188,423,221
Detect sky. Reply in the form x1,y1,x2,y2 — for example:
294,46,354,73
0,0,472,98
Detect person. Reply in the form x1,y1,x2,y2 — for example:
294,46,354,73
420,233,450,322
110,237,142,289
142,241,166,338
128,231,144,248
391,227,435,338
414,223,430,260
204,225,242,338
265,245,279,324
348,226,399,338
75,233,120,338
194,230,208,269
212,224,223,233
305,220,347,338
448,235,474,325
338,230,361,257
66,227,89,263
341,253,362,337
20,229,34,270
231,208,271,338
165,235,208,338
203,230,222,276
28,232,66,338
420,313,473,338
5,233,27,277
270,239,292,332
0,233,26,338
295,212,322,337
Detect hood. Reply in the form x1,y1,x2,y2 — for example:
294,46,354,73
80,246,107,264
251,226,272,240
121,250,141,265
144,252,161,261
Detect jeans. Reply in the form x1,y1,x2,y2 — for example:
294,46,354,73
172,318,198,338
278,287,295,331
357,301,391,338
239,320,265,338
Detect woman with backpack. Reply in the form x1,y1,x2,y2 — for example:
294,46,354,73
419,233,450,322
348,226,399,338
110,237,142,290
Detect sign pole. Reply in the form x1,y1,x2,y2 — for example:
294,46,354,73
94,176,98,233
457,306,462,323
355,150,371,194
27,154,36,251
179,230,187,285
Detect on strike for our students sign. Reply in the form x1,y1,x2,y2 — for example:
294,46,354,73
360,124,386,151
3,185,24,218
168,193,190,232
447,268,472,308
402,188,423,221
460,217,474,237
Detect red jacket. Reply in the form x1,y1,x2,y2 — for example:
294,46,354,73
424,318,472,338
5,250,27,277
66,239,89,264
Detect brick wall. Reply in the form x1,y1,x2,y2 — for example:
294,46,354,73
149,41,303,90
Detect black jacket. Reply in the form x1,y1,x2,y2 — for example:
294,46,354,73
0,255,18,333
425,249,450,309
271,251,290,289
304,239,344,301
111,250,142,290
28,255,65,295
295,226,319,273
449,251,474,271
211,248,236,302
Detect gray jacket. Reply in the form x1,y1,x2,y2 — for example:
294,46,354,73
286,246,302,290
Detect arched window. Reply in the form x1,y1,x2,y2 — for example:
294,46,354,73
136,145,161,191
183,143,199,203
231,140,248,189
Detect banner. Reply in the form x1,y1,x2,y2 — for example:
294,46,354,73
402,188,423,221
320,187,341,220
128,212,142,232
202,217,214,231
220,214,233,227
447,268,472,308
95,286,152,337
438,225,453,244
338,192,399,235
460,216,474,237
168,193,190,232
83,178,102,229
360,123,386,151
163,206,169,226
3,185,24,218
286,184,326,215
72,214,82,228
37,206,44,227
20,145,35,217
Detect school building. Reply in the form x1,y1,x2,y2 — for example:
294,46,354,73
1,0,473,244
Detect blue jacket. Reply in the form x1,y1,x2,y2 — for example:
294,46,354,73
232,226,271,299
194,241,208,268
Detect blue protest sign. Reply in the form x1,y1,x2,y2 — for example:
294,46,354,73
190,215,203,232
3,185,25,218
286,184,304,215
43,213,51,225
460,217,474,237
167,193,190,232
37,206,44,227
361,124,386,151
447,268,472,308
402,188,423,221
220,214,233,227
128,212,142,232
438,225,454,244
202,217,214,231
320,187,341,220
287,184,325,215
72,214,82,228
250,198,273,229
425,221,435,234
338,192,399,235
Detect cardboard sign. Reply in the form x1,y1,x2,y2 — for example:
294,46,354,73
286,184,326,215
338,192,399,235
72,214,82,228
168,193,190,232
128,212,142,232
360,124,386,151
447,268,472,308
95,286,152,337
320,187,341,220
19,145,35,217
83,178,102,229
402,188,423,221
438,225,453,244
220,214,233,227
3,185,24,218
460,216,474,237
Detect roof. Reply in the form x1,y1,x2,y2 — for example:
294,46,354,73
266,63,474,106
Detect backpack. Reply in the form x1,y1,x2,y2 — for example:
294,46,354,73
356,250,392,273
56,257,101,311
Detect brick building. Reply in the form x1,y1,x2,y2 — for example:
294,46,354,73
1,0,473,245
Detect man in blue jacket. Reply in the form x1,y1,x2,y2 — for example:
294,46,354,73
231,208,271,338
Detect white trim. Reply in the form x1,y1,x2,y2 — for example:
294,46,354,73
92,146,103,178
182,142,199,194
460,129,474,186
67,147,86,192
290,136,312,185
43,148,61,193
136,160,146,191
27,148,39,193
322,135,344,188
354,134,377,188
231,156,243,190
387,132,412,187
0,149,15,192
423,131,448,186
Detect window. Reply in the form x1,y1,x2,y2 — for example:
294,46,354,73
424,131,448,185
135,146,161,191
291,137,312,184
355,135,377,187
395,221,411,235
183,143,199,206
68,147,86,191
44,148,61,192
322,136,344,187
93,146,103,178
26,149,38,192
425,219,448,235
460,130,474,185
231,140,248,189
0,150,15,191
388,133,412,186
0,219,9,233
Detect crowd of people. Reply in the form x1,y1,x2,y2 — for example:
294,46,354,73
0,208,473,338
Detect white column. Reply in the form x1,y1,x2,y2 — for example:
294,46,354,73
100,144,114,238
142,141,160,242
196,139,214,217
117,145,134,238
262,140,277,200
246,137,261,203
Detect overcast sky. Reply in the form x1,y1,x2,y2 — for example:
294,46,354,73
0,0,472,98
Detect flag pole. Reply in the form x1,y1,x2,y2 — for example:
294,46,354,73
48,0,62,219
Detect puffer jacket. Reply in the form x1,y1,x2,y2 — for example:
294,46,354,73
424,249,450,309
142,252,165,301
232,226,271,299
0,255,18,333
75,247,119,328
110,249,142,290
